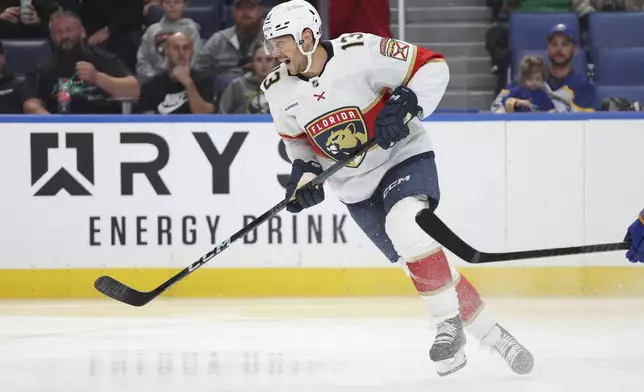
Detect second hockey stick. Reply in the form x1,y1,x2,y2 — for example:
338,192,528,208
415,209,630,264
94,140,377,307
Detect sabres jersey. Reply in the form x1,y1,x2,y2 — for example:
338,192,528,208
262,33,448,204
492,70,595,113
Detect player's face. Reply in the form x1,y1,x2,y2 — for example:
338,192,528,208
548,35,575,67
265,35,305,74
252,48,277,79
524,72,543,90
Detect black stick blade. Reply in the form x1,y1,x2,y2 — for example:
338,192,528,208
94,276,156,307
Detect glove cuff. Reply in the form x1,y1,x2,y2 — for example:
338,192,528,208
639,209,644,225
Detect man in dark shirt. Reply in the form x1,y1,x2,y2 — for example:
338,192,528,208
0,40,22,113
137,32,214,114
22,10,140,114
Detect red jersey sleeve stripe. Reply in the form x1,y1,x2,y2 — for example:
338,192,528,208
402,46,445,86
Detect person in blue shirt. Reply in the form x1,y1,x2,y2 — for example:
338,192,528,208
492,23,595,113
625,209,644,263
501,55,555,112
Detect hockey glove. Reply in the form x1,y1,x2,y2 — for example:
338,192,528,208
285,159,325,213
624,209,644,263
374,86,423,150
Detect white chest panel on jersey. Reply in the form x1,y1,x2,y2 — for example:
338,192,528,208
263,33,444,204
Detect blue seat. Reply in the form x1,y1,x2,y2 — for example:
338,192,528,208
184,6,221,39
511,49,587,80
594,47,644,86
509,12,580,51
1,39,51,76
594,84,644,109
588,13,644,50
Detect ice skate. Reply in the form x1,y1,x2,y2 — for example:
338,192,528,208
429,315,467,377
481,323,534,375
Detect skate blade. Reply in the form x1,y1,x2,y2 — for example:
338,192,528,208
436,349,467,377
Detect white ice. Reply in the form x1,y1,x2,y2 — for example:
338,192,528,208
0,297,643,392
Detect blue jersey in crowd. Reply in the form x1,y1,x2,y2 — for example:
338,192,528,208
501,85,555,112
492,70,595,113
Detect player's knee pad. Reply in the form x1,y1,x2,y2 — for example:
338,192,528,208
385,195,435,260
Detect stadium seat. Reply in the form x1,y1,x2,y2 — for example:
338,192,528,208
184,6,221,39
1,39,51,76
509,12,580,51
594,84,644,109
588,13,644,51
594,47,644,86
511,49,588,80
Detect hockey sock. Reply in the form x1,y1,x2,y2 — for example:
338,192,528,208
455,273,497,340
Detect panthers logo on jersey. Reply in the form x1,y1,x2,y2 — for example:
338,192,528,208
305,107,369,168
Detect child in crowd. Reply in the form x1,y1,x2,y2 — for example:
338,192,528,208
218,42,278,114
502,55,556,113
136,0,202,79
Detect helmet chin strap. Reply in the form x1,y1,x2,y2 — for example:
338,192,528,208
298,39,320,74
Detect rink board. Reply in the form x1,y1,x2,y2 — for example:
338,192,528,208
0,113,643,298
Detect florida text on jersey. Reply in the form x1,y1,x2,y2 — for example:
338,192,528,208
261,33,447,204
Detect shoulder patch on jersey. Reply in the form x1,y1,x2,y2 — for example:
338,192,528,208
305,107,369,168
379,38,410,62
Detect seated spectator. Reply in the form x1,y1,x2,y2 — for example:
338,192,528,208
193,0,264,83
219,42,277,114
136,32,214,114
136,0,202,80
22,10,140,114
55,0,144,71
329,0,392,40
0,0,58,38
491,23,594,113
504,0,572,12
0,40,22,112
575,0,644,15
499,55,555,112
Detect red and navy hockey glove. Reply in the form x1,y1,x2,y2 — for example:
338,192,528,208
625,209,644,263
285,159,325,213
374,86,423,150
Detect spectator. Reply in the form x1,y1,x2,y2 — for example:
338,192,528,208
328,0,392,40
22,10,140,114
0,0,58,38
136,32,214,114
55,0,144,71
193,0,264,84
0,40,22,112
504,0,572,12
498,55,555,112
574,0,644,14
136,0,202,80
219,42,277,114
491,23,594,113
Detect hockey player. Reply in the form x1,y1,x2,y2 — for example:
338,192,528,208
625,209,644,263
261,0,534,377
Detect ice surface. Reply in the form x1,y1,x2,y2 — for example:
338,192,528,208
0,297,643,392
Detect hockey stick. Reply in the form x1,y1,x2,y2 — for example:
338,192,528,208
94,140,377,306
415,209,631,264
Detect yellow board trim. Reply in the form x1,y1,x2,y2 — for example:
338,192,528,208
1,267,644,299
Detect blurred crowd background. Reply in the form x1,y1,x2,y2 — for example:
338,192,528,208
0,0,642,115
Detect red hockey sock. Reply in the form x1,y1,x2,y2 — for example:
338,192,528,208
406,249,454,294
455,274,484,324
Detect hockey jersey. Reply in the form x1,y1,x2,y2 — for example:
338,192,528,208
262,33,449,204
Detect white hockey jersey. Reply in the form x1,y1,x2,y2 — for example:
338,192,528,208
262,33,450,204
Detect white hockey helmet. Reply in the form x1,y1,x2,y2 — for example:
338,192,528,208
262,0,322,73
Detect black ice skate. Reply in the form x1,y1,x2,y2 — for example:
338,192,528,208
481,324,534,375
429,315,467,377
